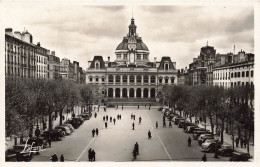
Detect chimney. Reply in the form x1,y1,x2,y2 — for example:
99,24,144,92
51,51,55,56
5,28,13,36
37,42,41,47
108,56,110,62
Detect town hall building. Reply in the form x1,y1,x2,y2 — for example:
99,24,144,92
86,18,178,105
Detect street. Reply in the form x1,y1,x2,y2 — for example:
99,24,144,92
31,106,230,162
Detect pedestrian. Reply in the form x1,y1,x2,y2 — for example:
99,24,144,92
138,105,139,109
236,137,239,147
163,115,166,122
103,116,105,121
131,113,133,119
104,107,106,112
133,148,137,159
169,121,172,127
117,114,119,120
132,122,135,130
134,142,139,155
244,138,247,148
88,148,92,161
240,137,244,148
98,107,99,112
50,153,58,162
91,149,96,161
96,128,99,136
163,121,166,128
119,114,121,120
139,117,142,125
148,130,152,139
106,115,108,121
188,137,191,146
156,121,158,129
201,154,207,162
110,116,112,122
48,137,52,147
60,154,64,162
133,115,135,120
94,112,97,118
105,122,108,129
92,129,96,137
113,118,116,125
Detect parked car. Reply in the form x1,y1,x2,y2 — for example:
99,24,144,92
158,107,163,111
61,124,74,132
183,122,196,130
80,113,90,120
193,130,211,140
5,145,33,162
27,137,48,148
201,140,222,152
174,117,184,125
167,113,175,121
229,151,250,161
198,135,214,145
65,118,82,129
42,129,64,141
185,126,198,133
55,126,72,135
218,144,235,157
178,120,185,128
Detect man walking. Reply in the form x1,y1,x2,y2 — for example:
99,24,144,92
163,121,166,128
156,121,158,129
188,137,191,146
91,149,96,161
88,148,92,161
96,128,99,136
106,115,108,121
138,117,142,125
94,112,97,118
105,122,108,129
103,116,105,121
201,154,207,161
110,116,112,122
50,153,58,162
132,122,135,130
92,129,96,137
113,118,116,125
133,115,135,120
169,121,172,127
134,142,139,155
148,130,152,139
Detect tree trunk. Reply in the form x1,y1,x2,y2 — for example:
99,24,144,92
209,115,214,134
221,118,225,143
225,120,228,133
59,108,63,126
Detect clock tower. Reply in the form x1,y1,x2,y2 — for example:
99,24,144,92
115,18,150,66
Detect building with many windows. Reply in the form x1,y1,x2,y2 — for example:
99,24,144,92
36,42,48,79
85,18,178,105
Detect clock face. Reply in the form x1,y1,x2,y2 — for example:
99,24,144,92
128,44,136,51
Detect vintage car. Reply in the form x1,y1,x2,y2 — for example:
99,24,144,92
61,124,74,132
80,113,90,120
198,135,214,145
217,144,235,157
201,140,222,153
42,129,64,141
174,117,185,125
55,126,72,135
185,126,198,133
229,151,250,161
5,145,33,162
193,130,211,140
178,120,185,128
158,107,163,111
27,137,48,148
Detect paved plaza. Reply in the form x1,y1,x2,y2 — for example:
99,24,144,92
30,106,230,162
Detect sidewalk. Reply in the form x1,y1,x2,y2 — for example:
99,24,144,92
188,116,254,159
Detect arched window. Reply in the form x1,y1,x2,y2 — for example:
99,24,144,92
123,75,127,83
165,63,169,70
95,63,99,68
130,75,135,83
137,75,141,83
109,75,113,83
144,75,148,83
151,76,155,83
116,75,120,83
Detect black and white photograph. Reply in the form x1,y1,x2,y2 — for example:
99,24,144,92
1,1,259,166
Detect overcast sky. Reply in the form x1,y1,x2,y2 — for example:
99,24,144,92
2,4,254,69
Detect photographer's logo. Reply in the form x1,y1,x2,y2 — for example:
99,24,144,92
20,138,46,155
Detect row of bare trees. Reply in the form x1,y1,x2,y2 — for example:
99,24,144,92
5,77,96,137
161,84,254,153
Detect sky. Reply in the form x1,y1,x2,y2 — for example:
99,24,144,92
1,4,254,70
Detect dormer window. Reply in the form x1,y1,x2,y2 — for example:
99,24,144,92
117,54,121,59
124,54,127,59
95,61,100,69
137,54,141,60
164,62,169,70
143,54,148,59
